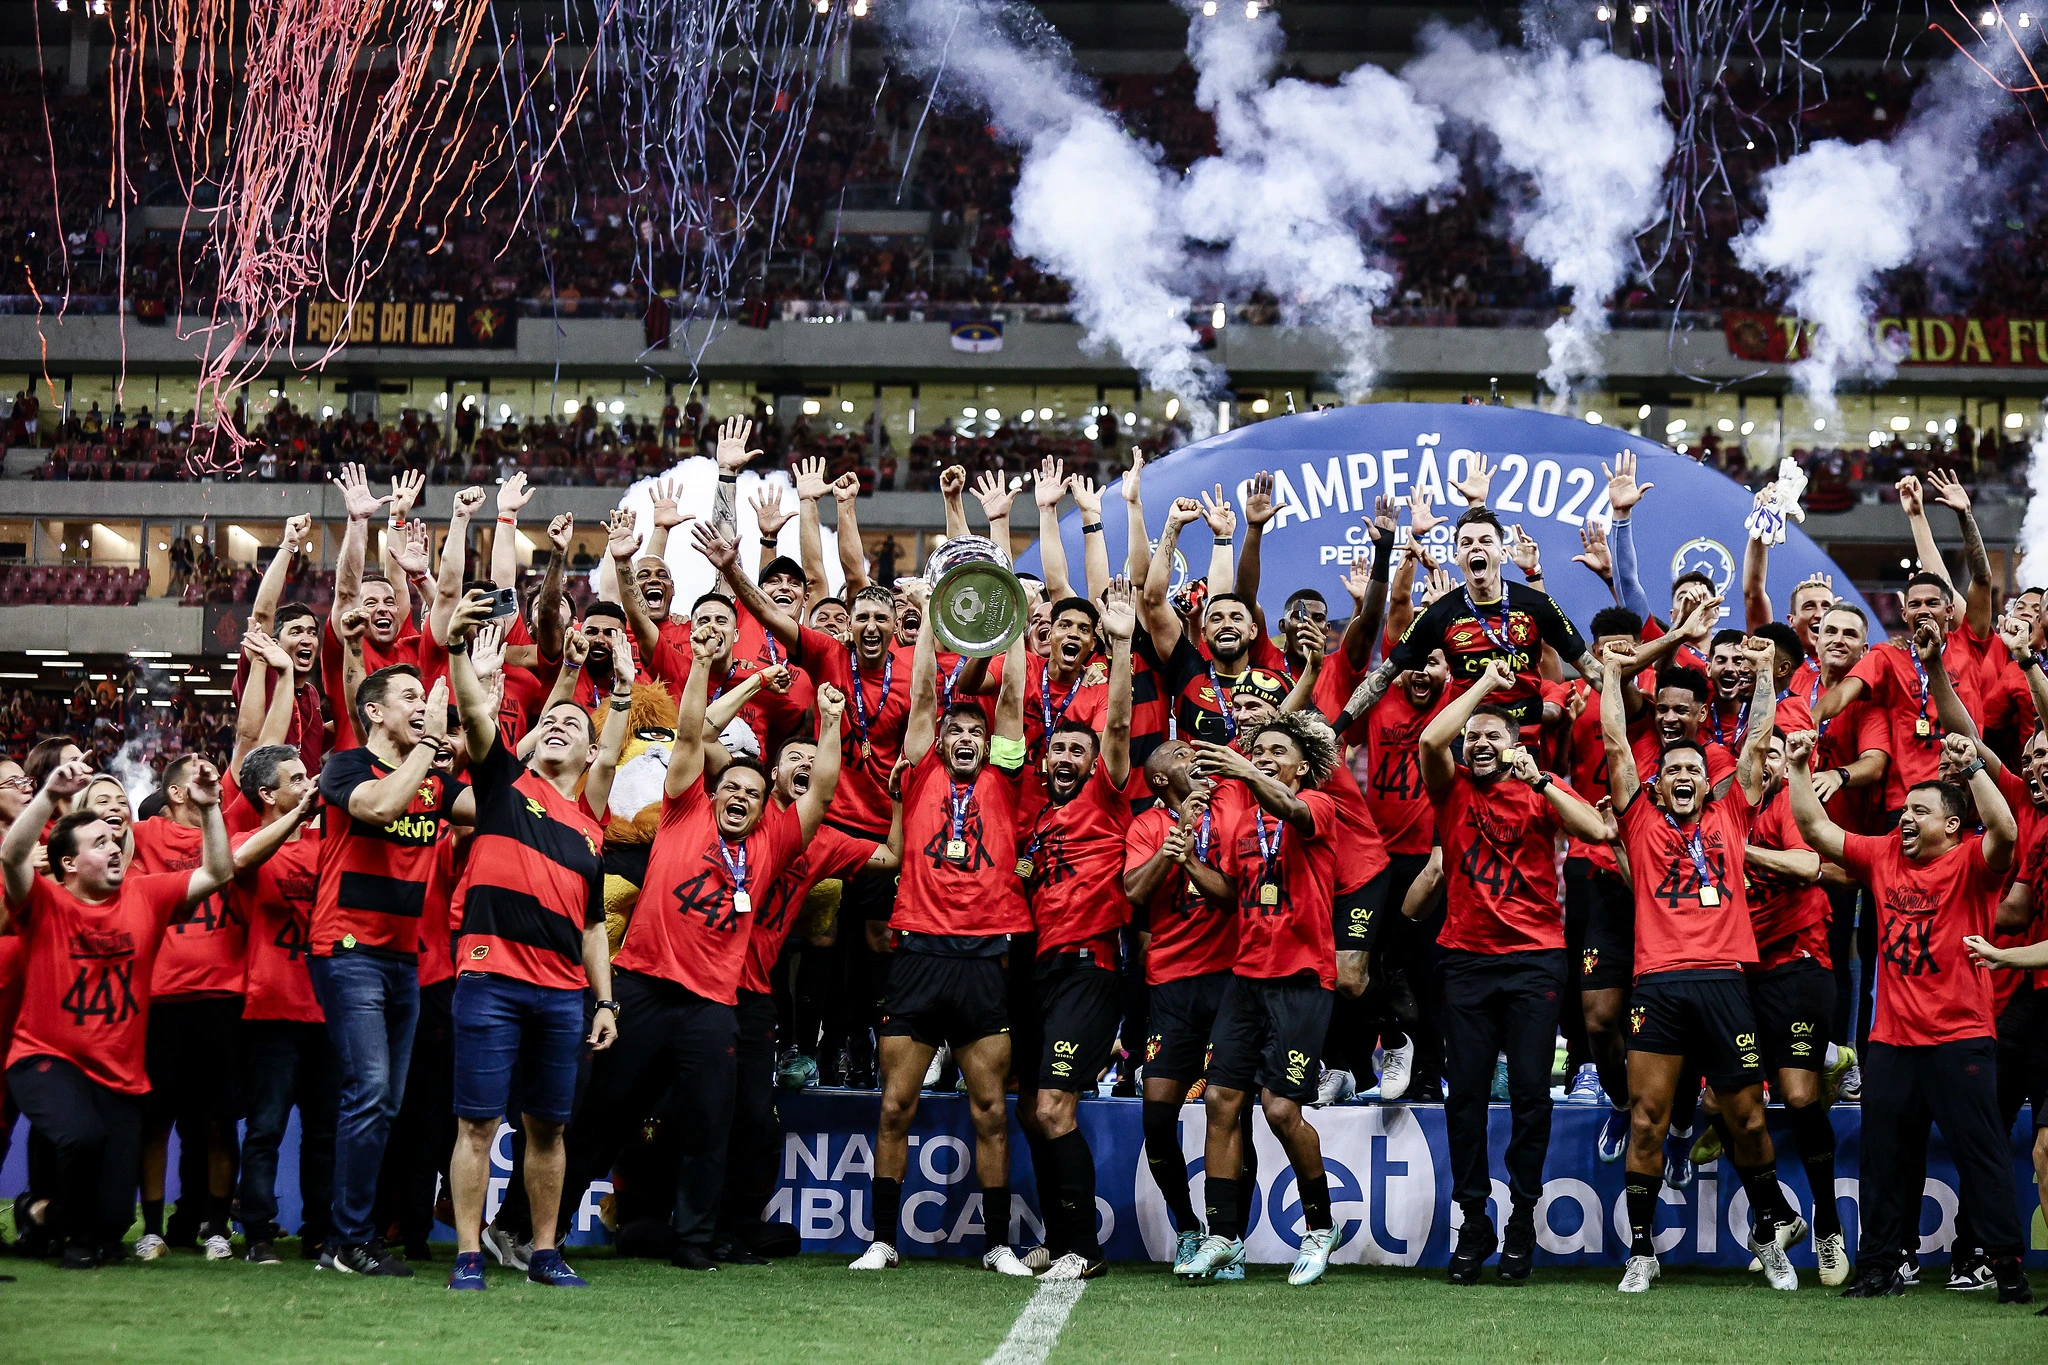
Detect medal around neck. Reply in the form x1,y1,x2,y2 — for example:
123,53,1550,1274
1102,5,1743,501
926,534,1028,658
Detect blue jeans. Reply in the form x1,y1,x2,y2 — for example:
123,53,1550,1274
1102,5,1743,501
452,972,586,1124
307,952,419,1245
237,1020,338,1241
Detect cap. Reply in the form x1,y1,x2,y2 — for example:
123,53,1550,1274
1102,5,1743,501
759,555,808,586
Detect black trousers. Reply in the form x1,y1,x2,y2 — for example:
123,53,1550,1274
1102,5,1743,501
1440,949,1564,1209
1857,1039,2024,1268
561,970,736,1251
7,1056,143,1250
1398,856,1449,1098
1824,881,1859,1048
716,990,782,1240
373,976,453,1247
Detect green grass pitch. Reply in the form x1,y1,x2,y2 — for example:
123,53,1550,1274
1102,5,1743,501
2,1246,2044,1365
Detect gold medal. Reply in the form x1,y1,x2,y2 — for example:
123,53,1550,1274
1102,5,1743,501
1698,885,1720,907
1914,718,1931,738
1015,859,1033,880
946,839,968,862
1186,877,1200,897
861,739,874,761
1259,882,1279,906
732,891,753,916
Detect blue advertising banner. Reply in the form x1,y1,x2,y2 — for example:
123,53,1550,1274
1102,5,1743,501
13,1094,2042,1266
1014,404,1877,638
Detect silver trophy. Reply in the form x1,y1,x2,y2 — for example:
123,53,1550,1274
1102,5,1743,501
924,534,1028,657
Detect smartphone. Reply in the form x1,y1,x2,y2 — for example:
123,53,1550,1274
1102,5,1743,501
487,587,519,619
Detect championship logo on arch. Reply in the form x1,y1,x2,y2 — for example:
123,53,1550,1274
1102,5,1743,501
1670,537,1736,604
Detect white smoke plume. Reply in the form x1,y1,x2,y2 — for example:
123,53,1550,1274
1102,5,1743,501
2021,415,2048,583
1734,38,2030,411
1405,26,1673,406
883,0,1218,427
1177,6,1457,398
603,455,849,605
106,738,158,811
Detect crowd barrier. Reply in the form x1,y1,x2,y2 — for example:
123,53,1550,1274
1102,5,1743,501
6,1093,2044,1266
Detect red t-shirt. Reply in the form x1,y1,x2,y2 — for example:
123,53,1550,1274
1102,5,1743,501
450,738,604,991
0,936,24,1106
1743,787,1831,971
419,837,461,989
892,752,1032,938
1433,769,1567,954
1815,694,1891,836
1630,730,1738,795
743,820,875,995
1314,644,1370,747
322,615,419,753
613,781,803,1005
1126,804,1236,984
131,817,245,998
1703,691,1814,768
797,625,911,839
1023,762,1133,954
1840,831,2005,1046
1322,755,1390,893
1361,687,1442,857
646,634,816,759
232,654,326,773
496,667,551,751
1847,639,1985,810
6,871,188,1094
1618,784,1758,977
232,829,323,1023
1221,789,1338,988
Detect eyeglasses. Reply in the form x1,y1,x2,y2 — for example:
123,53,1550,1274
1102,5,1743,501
0,776,34,792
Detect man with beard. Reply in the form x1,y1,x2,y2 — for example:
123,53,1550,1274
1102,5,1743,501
1368,506,1599,728
1421,659,1608,1284
1176,712,1347,1287
1600,635,1805,1294
240,512,326,768
310,665,470,1278
1137,497,1292,747
559,625,839,1271
847,587,1031,1275
702,523,908,1087
717,730,903,1263
324,465,424,752
1789,728,2032,1303
3,759,233,1269
1703,624,1814,766
1011,579,1136,1282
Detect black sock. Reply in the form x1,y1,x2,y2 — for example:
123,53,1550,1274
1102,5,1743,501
1300,1173,1332,1233
142,1199,164,1238
1786,1103,1840,1238
1048,1131,1100,1259
1237,1106,1260,1193
1625,1172,1658,1259
1205,1176,1242,1242
1024,1130,1063,1255
982,1185,1011,1255
1141,1100,1199,1235
1735,1159,1790,1239
1708,1111,1737,1153
871,1177,901,1249
1669,1078,1698,1136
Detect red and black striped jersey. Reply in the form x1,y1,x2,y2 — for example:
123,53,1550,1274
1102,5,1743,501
450,738,603,990
314,746,457,960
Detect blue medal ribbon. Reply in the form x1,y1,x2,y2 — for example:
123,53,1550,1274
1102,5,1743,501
1205,661,1240,740
1659,809,1719,902
846,640,894,758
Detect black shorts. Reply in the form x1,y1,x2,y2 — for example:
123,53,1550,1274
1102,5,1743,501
144,996,245,1122
1333,868,1392,954
1749,958,1835,1073
1206,974,1334,1104
1627,970,1763,1091
1568,859,1634,992
1143,970,1230,1084
879,950,1008,1050
1034,960,1121,1092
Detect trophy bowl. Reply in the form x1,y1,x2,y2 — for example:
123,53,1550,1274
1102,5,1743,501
924,534,1028,657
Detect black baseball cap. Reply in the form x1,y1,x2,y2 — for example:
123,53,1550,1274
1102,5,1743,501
759,555,808,585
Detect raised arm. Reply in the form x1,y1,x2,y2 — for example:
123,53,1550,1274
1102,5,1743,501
795,684,847,840
1122,449,1151,585
428,486,487,646
3,761,89,915
694,522,800,651
1740,500,1773,632
902,580,939,766
519,629,589,763
332,606,370,730
1922,620,1996,770
1925,470,1993,637
1069,477,1111,600
533,514,573,663
1341,498,1399,670
1997,613,2048,739
939,464,969,539
664,621,718,799
1098,577,1137,787
793,457,842,590
232,785,320,874
1030,457,1073,601
330,462,386,616
1505,745,1608,843
249,514,311,634
712,416,761,538
1237,472,1275,608
1599,641,1643,812
444,590,500,763
829,474,864,598
1190,739,1315,837
1140,497,1204,658
382,471,426,624
971,469,1019,568
1951,732,2018,871
1603,452,1655,621
1783,730,1847,865
1419,657,1512,798
345,680,451,826
232,632,297,778
492,473,531,590
1735,636,1777,806
749,482,795,586
1200,485,1237,597
582,662,633,818
994,626,1028,745
604,510,660,658
178,760,236,905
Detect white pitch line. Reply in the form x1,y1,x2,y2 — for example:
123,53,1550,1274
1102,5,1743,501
983,1279,1089,1365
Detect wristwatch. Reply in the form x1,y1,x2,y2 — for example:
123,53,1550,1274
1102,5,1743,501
1528,773,1552,793
1956,759,1986,783
595,999,621,1016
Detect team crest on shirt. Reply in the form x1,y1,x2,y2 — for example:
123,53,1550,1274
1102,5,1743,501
526,796,548,820
1629,1004,1646,1035
469,945,489,960
1582,948,1599,975
1080,661,1109,687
